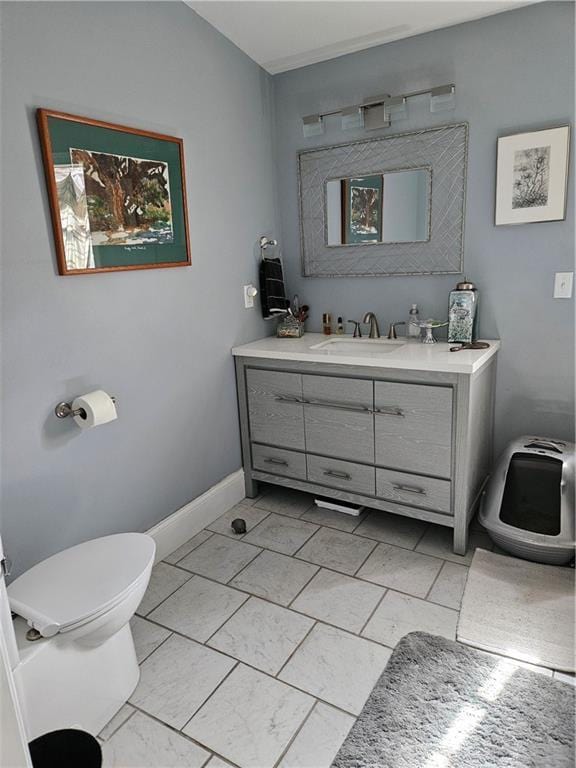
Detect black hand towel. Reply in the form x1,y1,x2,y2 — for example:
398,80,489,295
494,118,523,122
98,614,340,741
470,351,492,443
259,257,290,318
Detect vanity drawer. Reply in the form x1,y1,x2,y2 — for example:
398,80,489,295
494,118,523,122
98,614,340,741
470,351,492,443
252,444,307,481
374,382,453,478
307,455,375,496
247,369,305,450
303,375,374,463
376,468,451,514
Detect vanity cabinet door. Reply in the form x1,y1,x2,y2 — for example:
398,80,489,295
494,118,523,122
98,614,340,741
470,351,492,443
303,375,374,464
374,382,452,478
246,369,305,450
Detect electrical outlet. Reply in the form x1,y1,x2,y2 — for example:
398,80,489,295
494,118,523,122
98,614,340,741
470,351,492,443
553,272,573,299
243,284,258,309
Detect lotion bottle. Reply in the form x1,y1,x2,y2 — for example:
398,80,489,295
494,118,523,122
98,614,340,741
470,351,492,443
407,304,420,338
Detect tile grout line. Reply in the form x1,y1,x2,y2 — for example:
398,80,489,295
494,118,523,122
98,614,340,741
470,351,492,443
206,508,274,543
357,588,389,637
351,537,379,577
164,531,215,566
98,705,137,742
122,699,242,767
180,659,240,734
133,628,175,666
202,592,254,646
285,564,322,610
424,558,448,602
270,699,322,768
413,523,431,549
274,620,319,679
136,568,195,619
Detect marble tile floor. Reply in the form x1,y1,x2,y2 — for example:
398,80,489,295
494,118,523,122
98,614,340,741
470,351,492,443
100,485,574,767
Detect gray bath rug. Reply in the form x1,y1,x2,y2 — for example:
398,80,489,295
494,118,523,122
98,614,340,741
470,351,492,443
332,632,574,768
458,549,574,672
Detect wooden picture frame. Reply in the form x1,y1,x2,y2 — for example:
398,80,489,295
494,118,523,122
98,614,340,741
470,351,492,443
495,125,570,226
37,108,191,275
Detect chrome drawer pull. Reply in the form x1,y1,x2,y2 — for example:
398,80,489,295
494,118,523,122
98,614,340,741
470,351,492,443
306,399,372,414
264,457,289,466
376,406,404,417
274,395,305,404
324,469,352,480
392,483,426,495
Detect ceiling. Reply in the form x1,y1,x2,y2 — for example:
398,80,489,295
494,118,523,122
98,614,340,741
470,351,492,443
186,1,537,74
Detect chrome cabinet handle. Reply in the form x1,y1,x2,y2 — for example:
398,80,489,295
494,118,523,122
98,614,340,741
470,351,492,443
392,483,426,495
324,469,352,480
375,406,404,417
264,457,289,466
274,394,305,404
306,399,372,414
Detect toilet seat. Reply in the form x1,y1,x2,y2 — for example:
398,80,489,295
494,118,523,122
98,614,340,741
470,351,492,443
8,533,156,637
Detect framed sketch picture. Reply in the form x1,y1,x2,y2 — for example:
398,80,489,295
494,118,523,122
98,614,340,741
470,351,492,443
37,108,191,274
495,125,570,226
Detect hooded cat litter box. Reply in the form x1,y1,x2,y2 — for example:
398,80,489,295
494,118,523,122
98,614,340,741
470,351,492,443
479,436,575,565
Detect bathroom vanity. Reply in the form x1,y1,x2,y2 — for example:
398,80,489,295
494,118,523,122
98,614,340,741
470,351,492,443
233,335,499,554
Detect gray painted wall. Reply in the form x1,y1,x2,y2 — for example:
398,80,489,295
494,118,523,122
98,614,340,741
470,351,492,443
274,2,575,456
0,1,278,577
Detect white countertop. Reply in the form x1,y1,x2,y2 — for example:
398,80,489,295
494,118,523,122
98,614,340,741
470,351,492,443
232,333,500,375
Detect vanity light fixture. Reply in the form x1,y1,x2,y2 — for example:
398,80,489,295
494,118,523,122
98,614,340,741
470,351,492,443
429,84,456,112
385,95,407,119
341,106,364,131
363,95,391,130
302,113,324,137
301,84,455,137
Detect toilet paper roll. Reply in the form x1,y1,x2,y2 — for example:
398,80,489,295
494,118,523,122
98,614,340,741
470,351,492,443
72,390,117,429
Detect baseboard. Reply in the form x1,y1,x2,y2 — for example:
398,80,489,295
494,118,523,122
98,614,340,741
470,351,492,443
147,469,245,563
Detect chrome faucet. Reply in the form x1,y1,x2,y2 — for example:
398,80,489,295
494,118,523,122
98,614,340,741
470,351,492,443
362,312,380,339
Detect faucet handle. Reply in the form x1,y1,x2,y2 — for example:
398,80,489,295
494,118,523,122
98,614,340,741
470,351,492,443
387,321,406,340
347,320,362,338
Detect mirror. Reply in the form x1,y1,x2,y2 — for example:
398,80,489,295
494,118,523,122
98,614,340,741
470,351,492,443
298,123,468,277
326,168,431,246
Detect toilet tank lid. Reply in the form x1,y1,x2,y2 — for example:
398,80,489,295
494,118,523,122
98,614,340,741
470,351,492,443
7,533,156,635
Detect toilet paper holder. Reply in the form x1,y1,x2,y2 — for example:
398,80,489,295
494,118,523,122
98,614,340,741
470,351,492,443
55,396,117,420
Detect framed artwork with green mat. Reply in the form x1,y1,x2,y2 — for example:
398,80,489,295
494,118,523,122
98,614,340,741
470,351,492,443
37,108,191,275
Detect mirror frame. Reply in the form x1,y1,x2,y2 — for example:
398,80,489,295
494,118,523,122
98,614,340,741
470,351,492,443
298,122,468,278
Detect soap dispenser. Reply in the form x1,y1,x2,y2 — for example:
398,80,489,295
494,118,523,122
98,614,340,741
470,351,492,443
407,304,420,338
448,279,478,343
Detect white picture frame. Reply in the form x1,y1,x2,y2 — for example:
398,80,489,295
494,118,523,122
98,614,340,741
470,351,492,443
495,125,570,225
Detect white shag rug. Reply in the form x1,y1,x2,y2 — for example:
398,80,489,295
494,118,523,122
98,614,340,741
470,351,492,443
458,549,575,672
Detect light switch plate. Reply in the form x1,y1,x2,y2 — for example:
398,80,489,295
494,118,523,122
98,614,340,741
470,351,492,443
553,272,573,299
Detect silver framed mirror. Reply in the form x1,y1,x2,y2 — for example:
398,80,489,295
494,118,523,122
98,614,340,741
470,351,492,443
298,123,468,277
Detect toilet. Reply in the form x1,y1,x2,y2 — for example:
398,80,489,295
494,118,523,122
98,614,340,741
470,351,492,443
6,533,155,741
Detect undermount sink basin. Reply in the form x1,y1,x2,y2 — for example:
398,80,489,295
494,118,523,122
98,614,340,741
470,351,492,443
310,337,406,355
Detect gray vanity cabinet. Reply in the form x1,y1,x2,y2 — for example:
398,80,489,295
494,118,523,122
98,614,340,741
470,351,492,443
235,353,496,556
374,382,453,478
246,369,305,450
303,375,374,464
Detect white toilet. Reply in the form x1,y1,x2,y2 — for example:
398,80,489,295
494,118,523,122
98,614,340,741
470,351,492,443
6,533,155,741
